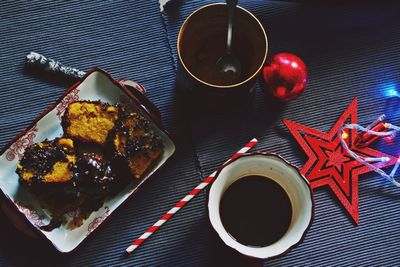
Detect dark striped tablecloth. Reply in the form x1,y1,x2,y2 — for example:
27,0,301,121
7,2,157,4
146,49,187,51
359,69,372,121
1,1,400,266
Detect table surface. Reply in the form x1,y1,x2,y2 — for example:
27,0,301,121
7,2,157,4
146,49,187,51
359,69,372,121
1,1,400,266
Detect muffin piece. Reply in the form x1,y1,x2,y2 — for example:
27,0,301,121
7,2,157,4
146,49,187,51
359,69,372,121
17,138,76,186
72,152,126,198
62,101,118,145
111,108,163,179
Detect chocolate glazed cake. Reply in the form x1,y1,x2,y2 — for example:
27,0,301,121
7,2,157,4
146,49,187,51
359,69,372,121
16,101,164,230
61,100,119,146
16,138,121,229
110,105,164,180
17,137,77,189
72,152,128,199
17,138,80,230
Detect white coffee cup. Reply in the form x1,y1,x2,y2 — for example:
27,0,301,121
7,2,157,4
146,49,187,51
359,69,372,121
208,153,314,259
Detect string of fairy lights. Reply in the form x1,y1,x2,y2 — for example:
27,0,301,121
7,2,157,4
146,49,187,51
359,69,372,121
339,114,400,187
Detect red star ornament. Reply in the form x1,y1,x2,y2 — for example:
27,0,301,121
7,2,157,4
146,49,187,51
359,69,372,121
283,97,397,224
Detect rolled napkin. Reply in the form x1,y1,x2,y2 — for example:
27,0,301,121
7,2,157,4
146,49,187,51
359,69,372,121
25,52,86,81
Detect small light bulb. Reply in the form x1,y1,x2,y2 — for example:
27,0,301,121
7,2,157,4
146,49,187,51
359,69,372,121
389,89,398,97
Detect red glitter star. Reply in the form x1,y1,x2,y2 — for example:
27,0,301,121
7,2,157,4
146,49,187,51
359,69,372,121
283,98,397,223
325,147,350,173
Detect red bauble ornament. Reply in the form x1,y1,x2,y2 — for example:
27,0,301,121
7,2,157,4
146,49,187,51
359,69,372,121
262,52,308,101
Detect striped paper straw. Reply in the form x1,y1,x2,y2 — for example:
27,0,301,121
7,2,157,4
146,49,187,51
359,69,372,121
125,138,258,254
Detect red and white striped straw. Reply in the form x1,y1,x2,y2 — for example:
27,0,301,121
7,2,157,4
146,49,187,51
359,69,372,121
125,138,258,254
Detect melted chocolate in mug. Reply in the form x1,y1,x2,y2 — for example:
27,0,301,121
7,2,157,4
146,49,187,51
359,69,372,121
219,175,292,247
187,34,252,86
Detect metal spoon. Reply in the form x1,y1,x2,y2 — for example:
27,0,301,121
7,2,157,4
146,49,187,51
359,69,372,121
216,0,242,84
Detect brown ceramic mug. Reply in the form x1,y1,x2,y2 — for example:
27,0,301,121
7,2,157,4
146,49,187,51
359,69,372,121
177,3,268,108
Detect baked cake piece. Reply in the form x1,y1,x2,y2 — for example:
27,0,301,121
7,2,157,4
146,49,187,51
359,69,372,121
62,101,118,145
111,108,163,179
17,138,77,186
72,152,127,198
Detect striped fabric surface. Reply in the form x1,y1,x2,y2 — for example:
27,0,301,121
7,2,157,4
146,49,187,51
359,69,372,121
0,1,214,266
162,1,400,266
1,0,400,266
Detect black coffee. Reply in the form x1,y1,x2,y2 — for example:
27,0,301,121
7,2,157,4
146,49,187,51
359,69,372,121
219,175,292,247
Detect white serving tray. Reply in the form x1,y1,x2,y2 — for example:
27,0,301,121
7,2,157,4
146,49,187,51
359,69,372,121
0,68,175,253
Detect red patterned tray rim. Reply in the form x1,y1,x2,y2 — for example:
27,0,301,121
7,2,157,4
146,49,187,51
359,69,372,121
0,67,175,253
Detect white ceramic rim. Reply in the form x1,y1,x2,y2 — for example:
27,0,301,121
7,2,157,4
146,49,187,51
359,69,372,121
208,153,314,259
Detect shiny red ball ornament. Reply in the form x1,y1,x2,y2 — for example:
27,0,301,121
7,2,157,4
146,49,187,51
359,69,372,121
262,53,308,101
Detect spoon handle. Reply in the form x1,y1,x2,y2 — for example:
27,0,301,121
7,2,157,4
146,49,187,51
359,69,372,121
226,0,238,54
